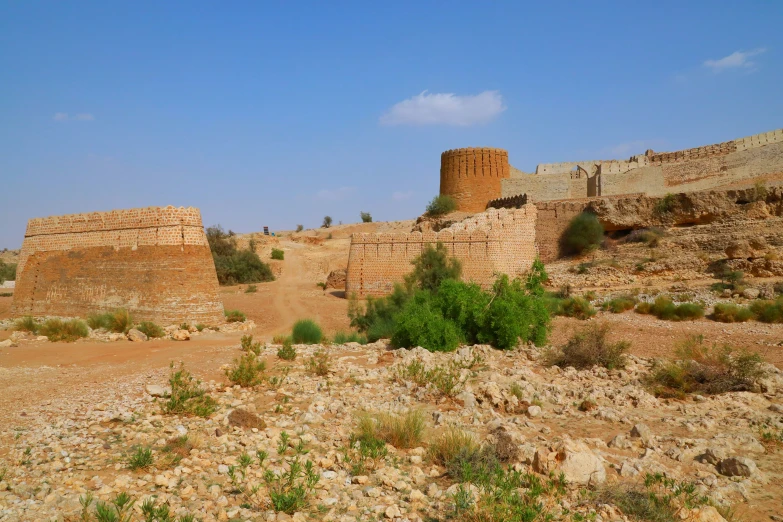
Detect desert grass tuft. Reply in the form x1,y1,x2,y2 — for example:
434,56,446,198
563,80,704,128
355,410,426,449
546,323,629,370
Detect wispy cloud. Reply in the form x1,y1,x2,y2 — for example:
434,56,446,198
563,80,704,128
314,186,355,201
703,48,766,72
52,112,95,121
380,90,505,126
391,190,414,201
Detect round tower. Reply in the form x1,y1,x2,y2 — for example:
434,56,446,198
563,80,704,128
439,147,510,212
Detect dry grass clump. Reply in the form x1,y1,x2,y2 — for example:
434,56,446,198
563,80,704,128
224,309,246,323
136,321,165,338
712,303,753,323
649,335,765,398
87,309,133,333
355,410,426,449
749,298,783,323
428,427,479,466
38,318,90,342
546,323,629,370
307,349,331,376
162,362,217,417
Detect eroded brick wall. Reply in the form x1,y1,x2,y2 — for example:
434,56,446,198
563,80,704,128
11,206,224,325
440,148,510,212
346,206,538,297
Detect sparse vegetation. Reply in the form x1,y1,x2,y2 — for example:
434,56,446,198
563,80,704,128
547,323,629,370
240,334,262,355
712,303,753,323
649,335,765,397
602,295,638,313
225,352,267,387
245,284,258,293
554,296,597,319
560,212,604,255
136,321,165,338
126,446,154,471
749,297,783,323
654,193,677,215
0,260,16,284
360,211,372,223
429,427,479,466
355,410,425,449
162,362,217,417
425,194,457,217
395,358,469,397
322,216,333,228
37,318,89,342
624,227,665,247
307,349,331,376
332,330,368,345
87,309,133,333
207,224,274,285
291,319,323,344
78,491,197,522
271,248,284,260
636,297,704,321
224,309,246,323
277,338,296,360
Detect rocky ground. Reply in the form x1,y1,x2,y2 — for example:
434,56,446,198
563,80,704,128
2,338,783,521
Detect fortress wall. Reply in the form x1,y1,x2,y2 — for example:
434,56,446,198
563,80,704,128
346,206,538,297
600,165,666,197
535,160,606,175
440,148,510,212
11,206,224,325
533,200,592,262
501,172,573,201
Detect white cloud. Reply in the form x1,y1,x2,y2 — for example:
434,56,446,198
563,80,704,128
52,112,95,121
314,186,355,201
380,90,505,126
391,191,414,201
703,48,766,72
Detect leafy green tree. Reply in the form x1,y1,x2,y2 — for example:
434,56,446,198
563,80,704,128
404,242,461,292
560,212,604,256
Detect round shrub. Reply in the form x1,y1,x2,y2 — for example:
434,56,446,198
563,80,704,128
137,321,165,338
558,297,597,320
391,295,462,352
560,213,604,256
712,303,753,323
292,319,323,344
749,298,783,323
425,195,457,217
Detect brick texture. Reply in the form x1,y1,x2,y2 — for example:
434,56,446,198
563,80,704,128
11,206,224,325
439,147,510,212
346,205,538,297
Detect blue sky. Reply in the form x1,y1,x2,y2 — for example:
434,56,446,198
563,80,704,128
1,1,781,249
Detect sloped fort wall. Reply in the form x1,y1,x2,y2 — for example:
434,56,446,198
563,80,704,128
11,206,224,325
442,128,783,208
346,206,537,297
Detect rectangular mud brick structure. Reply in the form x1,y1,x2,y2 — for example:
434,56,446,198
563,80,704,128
11,206,225,325
346,205,538,297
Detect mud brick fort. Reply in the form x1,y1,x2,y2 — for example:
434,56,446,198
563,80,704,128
347,128,783,296
11,206,224,325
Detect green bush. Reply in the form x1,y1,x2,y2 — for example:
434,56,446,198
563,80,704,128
360,211,372,223
224,309,246,323
649,335,766,397
225,352,266,387
712,303,753,323
163,363,217,417
87,309,133,333
654,193,677,215
404,242,461,292
602,295,638,313
127,446,154,471
547,323,629,370
295,224,303,232
277,338,297,360
245,284,258,293
38,319,89,342
207,225,274,285
241,334,262,355
635,297,704,321
749,298,783,323
136,321,165,338
425,194,457,217
322,216,332,228
15,316,39,333
560,212,604,256
271,248,284,260
291,319,323,344
349,258,551,351
0,260,16,284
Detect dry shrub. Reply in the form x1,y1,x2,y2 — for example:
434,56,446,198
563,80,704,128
556,296,597,320
225,352,266,387
749,298,783,323
602,295,638,313
547,323,629,370
38,318,89,342
228,408,266,430
429,427,479,465
355,410,426,449
649,335,766,397
635,297,703,321
712,303,753,323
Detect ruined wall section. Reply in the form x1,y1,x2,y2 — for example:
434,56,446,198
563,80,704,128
440,147,510,212
346,206,537,297
11,206,224,325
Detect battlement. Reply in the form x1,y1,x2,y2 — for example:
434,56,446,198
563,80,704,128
439,147,511,212
25,206,203,237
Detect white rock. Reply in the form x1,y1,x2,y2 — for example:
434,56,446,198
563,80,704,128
556,439,606,485
145,385,170,397
127,328,148,342
527,405,542,417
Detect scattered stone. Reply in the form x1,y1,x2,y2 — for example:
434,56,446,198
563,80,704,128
127,328,148,342
171,329,190,341
145,384,170,397
717,457,758,477
630,423,653,445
